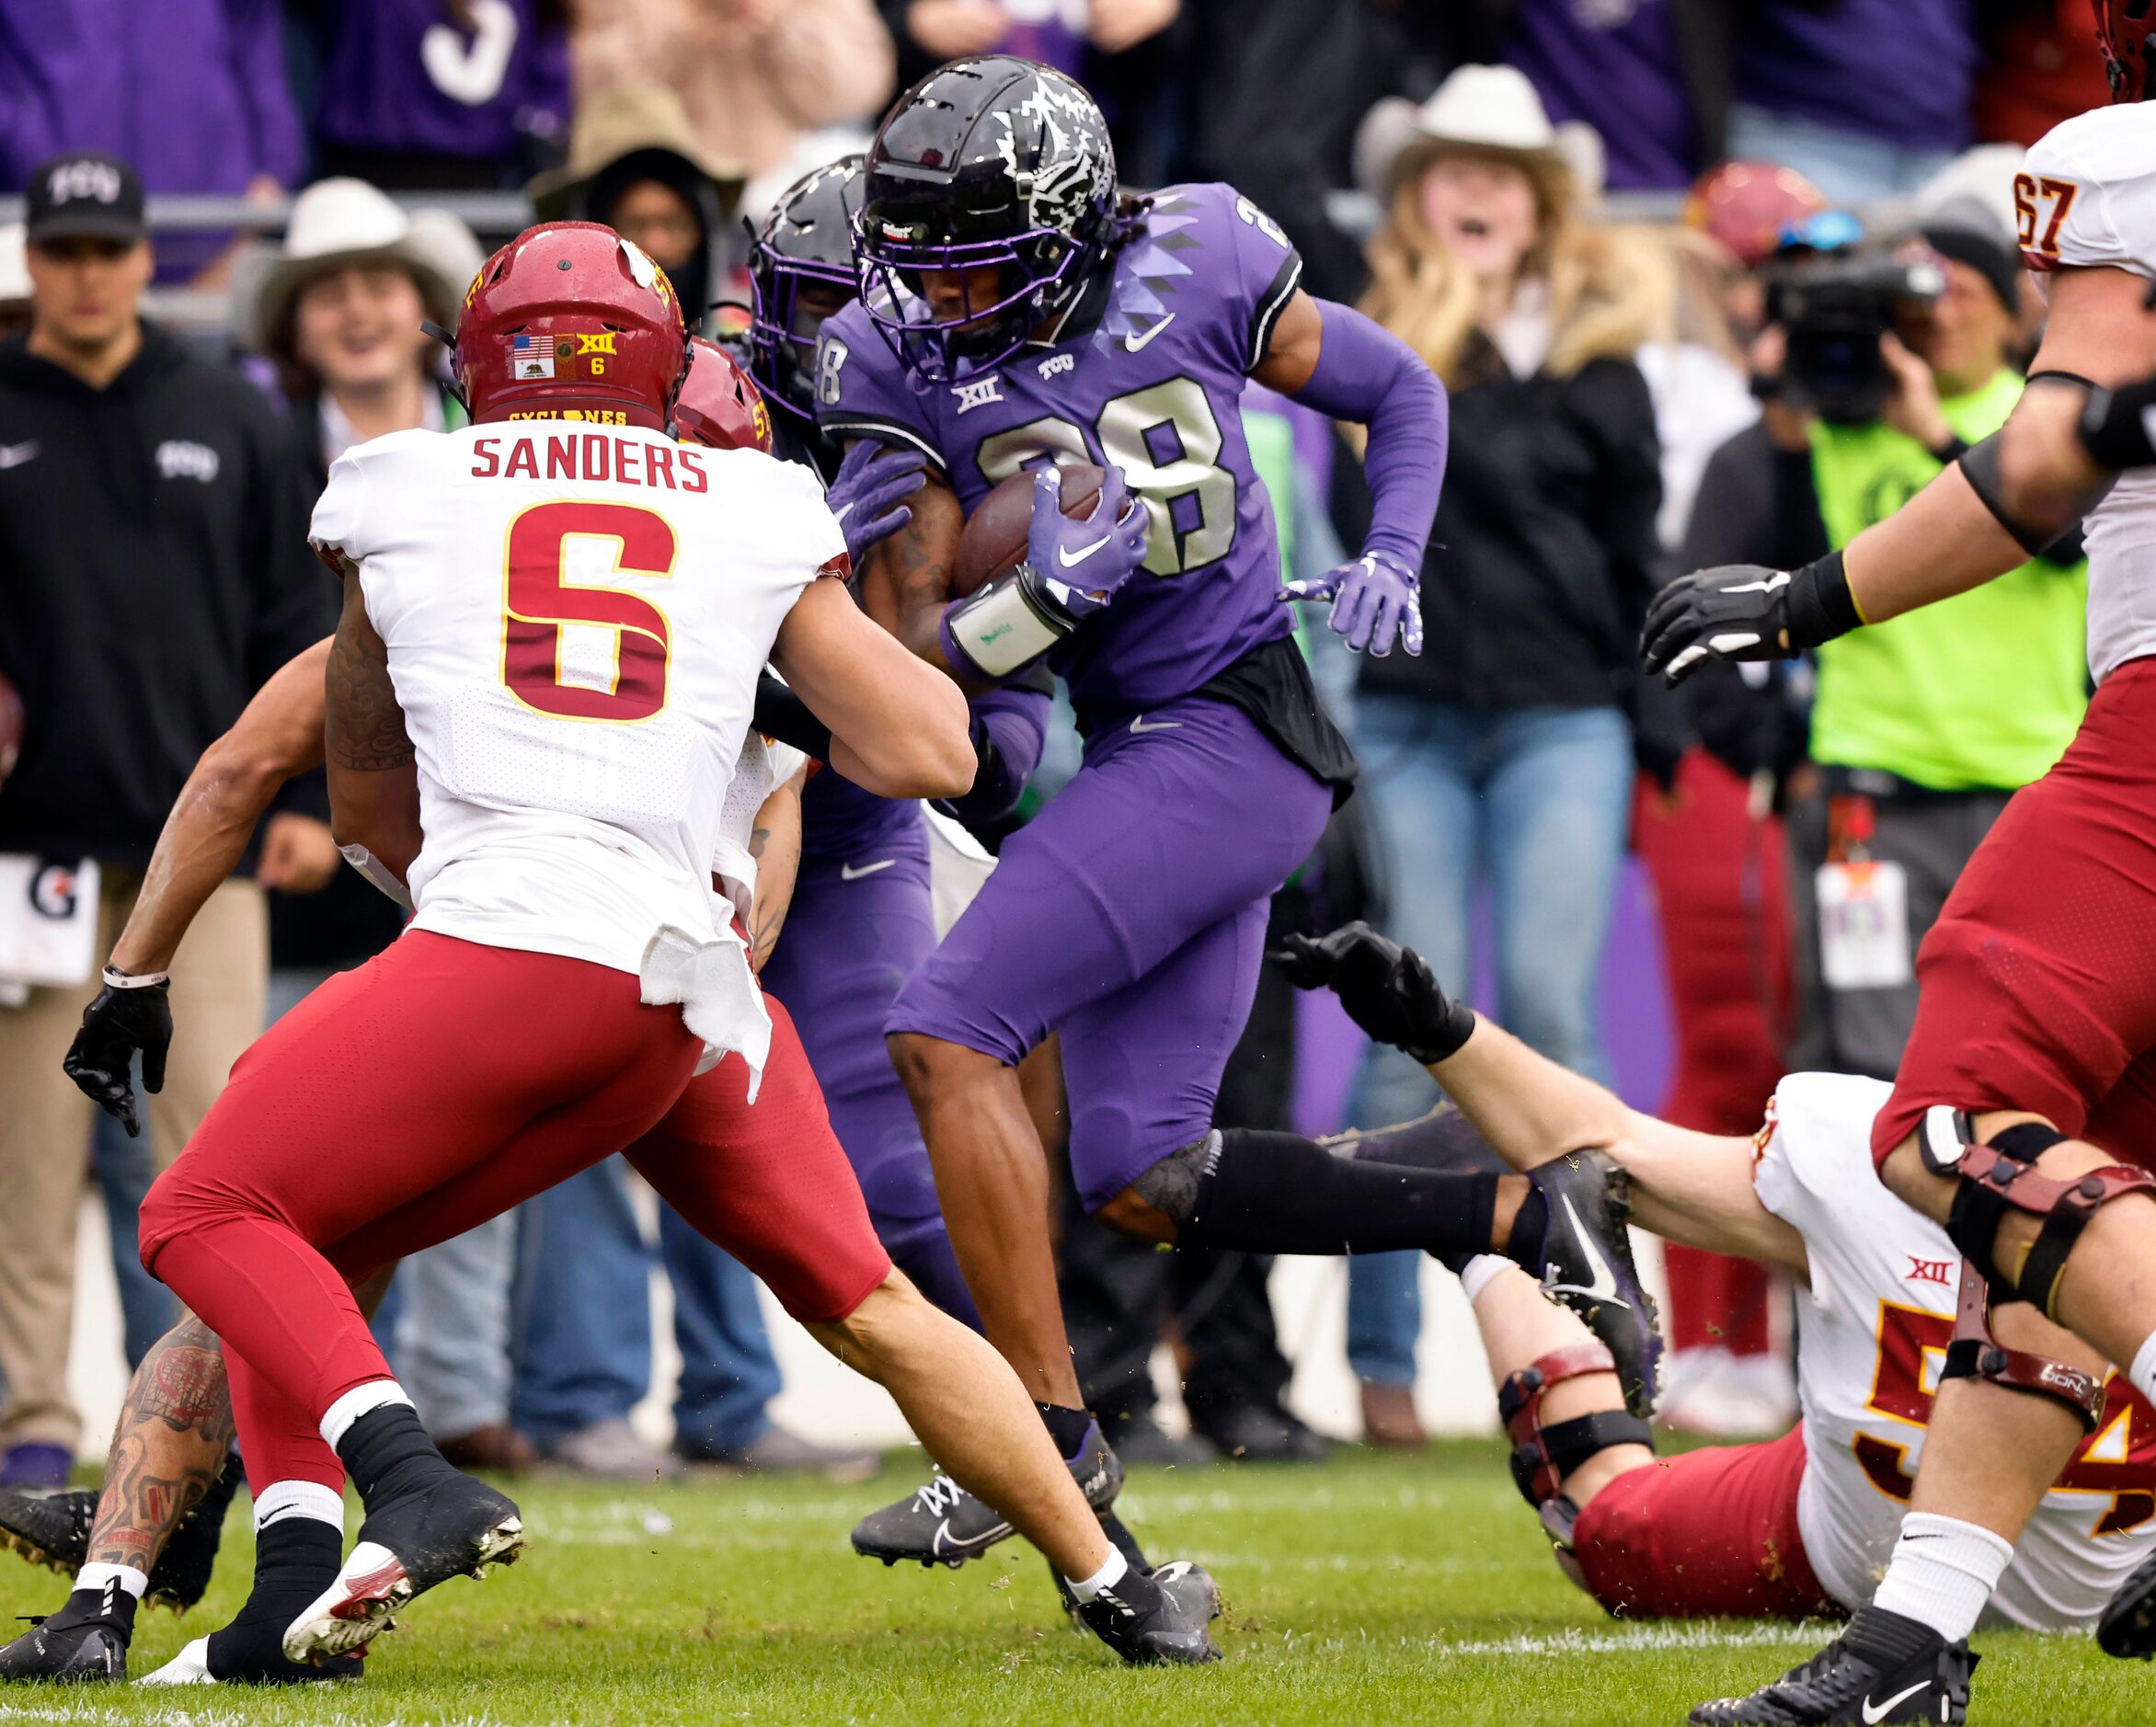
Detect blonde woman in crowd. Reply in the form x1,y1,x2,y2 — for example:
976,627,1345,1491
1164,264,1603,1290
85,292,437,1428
1331,66,1673,1442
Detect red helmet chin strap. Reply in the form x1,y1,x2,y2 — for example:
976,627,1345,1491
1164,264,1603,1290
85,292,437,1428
2095,0,2156,102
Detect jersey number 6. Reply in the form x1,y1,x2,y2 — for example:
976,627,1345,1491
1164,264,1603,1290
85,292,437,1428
502,500,675,723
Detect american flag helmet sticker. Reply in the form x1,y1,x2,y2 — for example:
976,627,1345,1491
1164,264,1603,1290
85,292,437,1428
510,332,556,381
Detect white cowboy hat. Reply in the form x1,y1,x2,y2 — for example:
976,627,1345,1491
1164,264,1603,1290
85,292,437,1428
237,178,464,357
1354,64,1606,205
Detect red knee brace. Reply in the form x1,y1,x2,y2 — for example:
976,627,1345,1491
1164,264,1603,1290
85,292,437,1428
1921,1109,2156,1319
1938,1259,2105,1432
1498,1342,1655,1545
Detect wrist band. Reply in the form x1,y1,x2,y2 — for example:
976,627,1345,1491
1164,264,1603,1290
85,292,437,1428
102,965,169,990
1784,548,1864,647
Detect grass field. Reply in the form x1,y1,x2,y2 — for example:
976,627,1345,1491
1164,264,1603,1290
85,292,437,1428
0,1441,2144,1725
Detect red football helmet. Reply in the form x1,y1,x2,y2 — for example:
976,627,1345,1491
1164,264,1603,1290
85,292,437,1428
453,221,688,429
2096,0,2156,101
1683,161,1828,269
673,338,774,452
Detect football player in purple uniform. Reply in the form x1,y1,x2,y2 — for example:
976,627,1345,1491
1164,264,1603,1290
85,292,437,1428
820,59,1661,1570
745,156,1045,1334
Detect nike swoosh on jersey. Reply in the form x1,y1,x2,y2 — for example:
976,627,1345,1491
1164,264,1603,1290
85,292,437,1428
840,858,897,880
0,440,39,469
1861,1678,1930,1723
1124,314,1175,353
1129,715,1183,734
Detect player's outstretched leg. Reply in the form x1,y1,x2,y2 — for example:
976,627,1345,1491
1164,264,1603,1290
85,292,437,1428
811,1271,1222,1663
1106,1122,1661,1419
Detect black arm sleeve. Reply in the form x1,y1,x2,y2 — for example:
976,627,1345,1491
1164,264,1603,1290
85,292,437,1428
752,673,831,761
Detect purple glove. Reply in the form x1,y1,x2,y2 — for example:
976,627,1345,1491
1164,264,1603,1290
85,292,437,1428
1022,463,1151,624
1280,549,1423,657
826,440,928,565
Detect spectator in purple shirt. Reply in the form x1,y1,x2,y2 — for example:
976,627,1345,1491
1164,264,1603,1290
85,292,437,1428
309,0,573,190
0,0,303,281
1729,0,1981,201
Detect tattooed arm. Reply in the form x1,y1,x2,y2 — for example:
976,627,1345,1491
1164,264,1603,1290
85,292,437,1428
744,762,807,972
324,571,422,883
852,459,983,685
83,1317,235,1575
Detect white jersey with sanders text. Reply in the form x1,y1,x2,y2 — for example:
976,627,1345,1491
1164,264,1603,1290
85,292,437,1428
1752,1071,2156,1630
310,420,843,1075
2020,103,2156,683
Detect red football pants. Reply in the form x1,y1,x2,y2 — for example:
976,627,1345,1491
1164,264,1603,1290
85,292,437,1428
1571,1425,1837,1619
1634,754,1792,1356
1875,658,2156,1171
140,932,703,1488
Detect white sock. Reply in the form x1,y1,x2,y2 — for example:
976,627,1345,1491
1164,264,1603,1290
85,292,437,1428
1063,1545,1130,1603
1868,1512,2014,1641
1459,1254,1513,1304
318,1379,413,1450
252,1479,345,1533
2130,1331,2156,1408
72,1561,147,1601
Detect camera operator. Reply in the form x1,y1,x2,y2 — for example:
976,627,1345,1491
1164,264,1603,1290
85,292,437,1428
1682,212,2088,1081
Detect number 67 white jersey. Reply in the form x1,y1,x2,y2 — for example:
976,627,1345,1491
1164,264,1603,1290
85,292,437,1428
310,419,845,1067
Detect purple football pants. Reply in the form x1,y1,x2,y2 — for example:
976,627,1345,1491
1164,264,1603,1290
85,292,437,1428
761,819,982,1330
887,696,1333,1211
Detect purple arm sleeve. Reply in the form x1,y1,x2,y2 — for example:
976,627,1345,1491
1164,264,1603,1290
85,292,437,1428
1289,299,1448,570
936,686,1049,826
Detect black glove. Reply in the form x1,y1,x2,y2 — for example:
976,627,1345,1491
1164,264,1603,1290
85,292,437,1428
63,973,172,1138
1639,550,1861,687
1270,921,1476,1064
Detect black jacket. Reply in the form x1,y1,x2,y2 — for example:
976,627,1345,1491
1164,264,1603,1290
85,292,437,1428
1336,337,1665,714
0,326,336,867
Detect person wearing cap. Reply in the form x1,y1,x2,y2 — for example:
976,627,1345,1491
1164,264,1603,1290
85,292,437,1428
526,85,744,332
1685,212,2089,1089
0,153,333,1488
1330,66,1669,1445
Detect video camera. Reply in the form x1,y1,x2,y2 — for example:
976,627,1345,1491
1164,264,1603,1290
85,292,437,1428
1764,250,1945,423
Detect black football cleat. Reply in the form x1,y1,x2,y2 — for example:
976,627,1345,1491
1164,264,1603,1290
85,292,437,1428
1523,1149,1662,1419
1690,1606,1977,1723
1075,1559,1222,1665
2100,1545,2156,1658
853,1423,1123,1569
0,1579,137,1683
281,1473,522,1664
0,1472,230,1614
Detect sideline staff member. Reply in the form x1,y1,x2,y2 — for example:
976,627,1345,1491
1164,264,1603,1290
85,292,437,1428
0,153,330,1488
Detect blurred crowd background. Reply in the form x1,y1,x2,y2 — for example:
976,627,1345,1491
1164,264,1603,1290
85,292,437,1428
0,0,2107,1484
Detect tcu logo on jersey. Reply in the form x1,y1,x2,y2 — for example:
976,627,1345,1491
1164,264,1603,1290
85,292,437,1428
48,158,122,207
156,440,220,484
1038,354,1075,383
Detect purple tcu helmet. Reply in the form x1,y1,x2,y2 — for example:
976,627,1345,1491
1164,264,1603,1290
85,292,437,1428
853,56,1118,382
747,155,866,423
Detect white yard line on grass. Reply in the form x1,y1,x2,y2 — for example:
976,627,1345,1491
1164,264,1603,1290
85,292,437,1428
1428,1622,1832,1659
